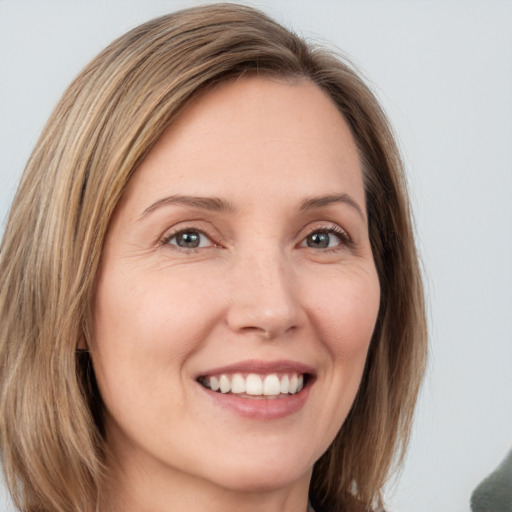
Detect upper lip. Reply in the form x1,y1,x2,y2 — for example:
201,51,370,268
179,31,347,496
197,359,316,378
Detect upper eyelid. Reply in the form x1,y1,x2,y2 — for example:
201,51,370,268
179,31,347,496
305,224,348,235
302,229,349,245
161,225,218,246
298,222,351,241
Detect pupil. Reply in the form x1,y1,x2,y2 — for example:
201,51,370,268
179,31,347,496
177,231,200,248
308,232,329,248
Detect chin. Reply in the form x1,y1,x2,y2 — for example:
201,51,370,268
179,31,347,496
198,447,315,495
214,466,310,495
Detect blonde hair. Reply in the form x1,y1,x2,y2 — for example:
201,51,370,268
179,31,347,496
0,4,427,512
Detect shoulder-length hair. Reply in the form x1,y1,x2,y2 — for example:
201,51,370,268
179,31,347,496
0,4,427,512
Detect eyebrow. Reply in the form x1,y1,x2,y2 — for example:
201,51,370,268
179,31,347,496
299,194,365,219
139,192,365,220
139,194,236,220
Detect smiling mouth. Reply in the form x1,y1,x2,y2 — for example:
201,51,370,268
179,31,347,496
198,372,308,398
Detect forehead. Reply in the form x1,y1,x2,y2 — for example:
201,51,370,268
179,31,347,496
121,76,364,212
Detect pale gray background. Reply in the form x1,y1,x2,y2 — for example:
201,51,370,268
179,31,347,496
0,1,511,511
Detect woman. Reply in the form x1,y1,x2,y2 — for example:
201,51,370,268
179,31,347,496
0,4,427,512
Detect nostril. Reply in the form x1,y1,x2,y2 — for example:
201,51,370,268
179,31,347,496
239,325,272,338
227,308,302,340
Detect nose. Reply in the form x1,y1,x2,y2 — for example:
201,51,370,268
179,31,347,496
226,251,304,339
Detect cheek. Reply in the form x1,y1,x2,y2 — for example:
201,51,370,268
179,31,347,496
90,268,222,435
94,265,213,342
90,265,225,392
299,265,380,452
308,266,381,360
88,265,192,404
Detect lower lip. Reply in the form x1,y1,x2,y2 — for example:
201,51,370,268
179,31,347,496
199,382,312,420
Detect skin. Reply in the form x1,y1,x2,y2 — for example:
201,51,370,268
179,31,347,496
91,76,381,512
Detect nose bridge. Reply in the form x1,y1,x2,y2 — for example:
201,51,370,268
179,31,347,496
227,245,301,338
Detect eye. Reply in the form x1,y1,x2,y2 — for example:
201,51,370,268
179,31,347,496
164,229,214,250
301,227,349,249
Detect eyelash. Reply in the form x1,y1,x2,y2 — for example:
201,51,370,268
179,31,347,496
300,224,352,251
161,227,219,252
160,224,352,253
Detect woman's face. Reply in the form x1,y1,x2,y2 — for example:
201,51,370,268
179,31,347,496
92,77,380,500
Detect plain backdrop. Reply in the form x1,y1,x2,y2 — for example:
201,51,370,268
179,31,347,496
0,1,511,511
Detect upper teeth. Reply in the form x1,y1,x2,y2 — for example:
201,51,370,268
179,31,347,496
202,373,304,396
